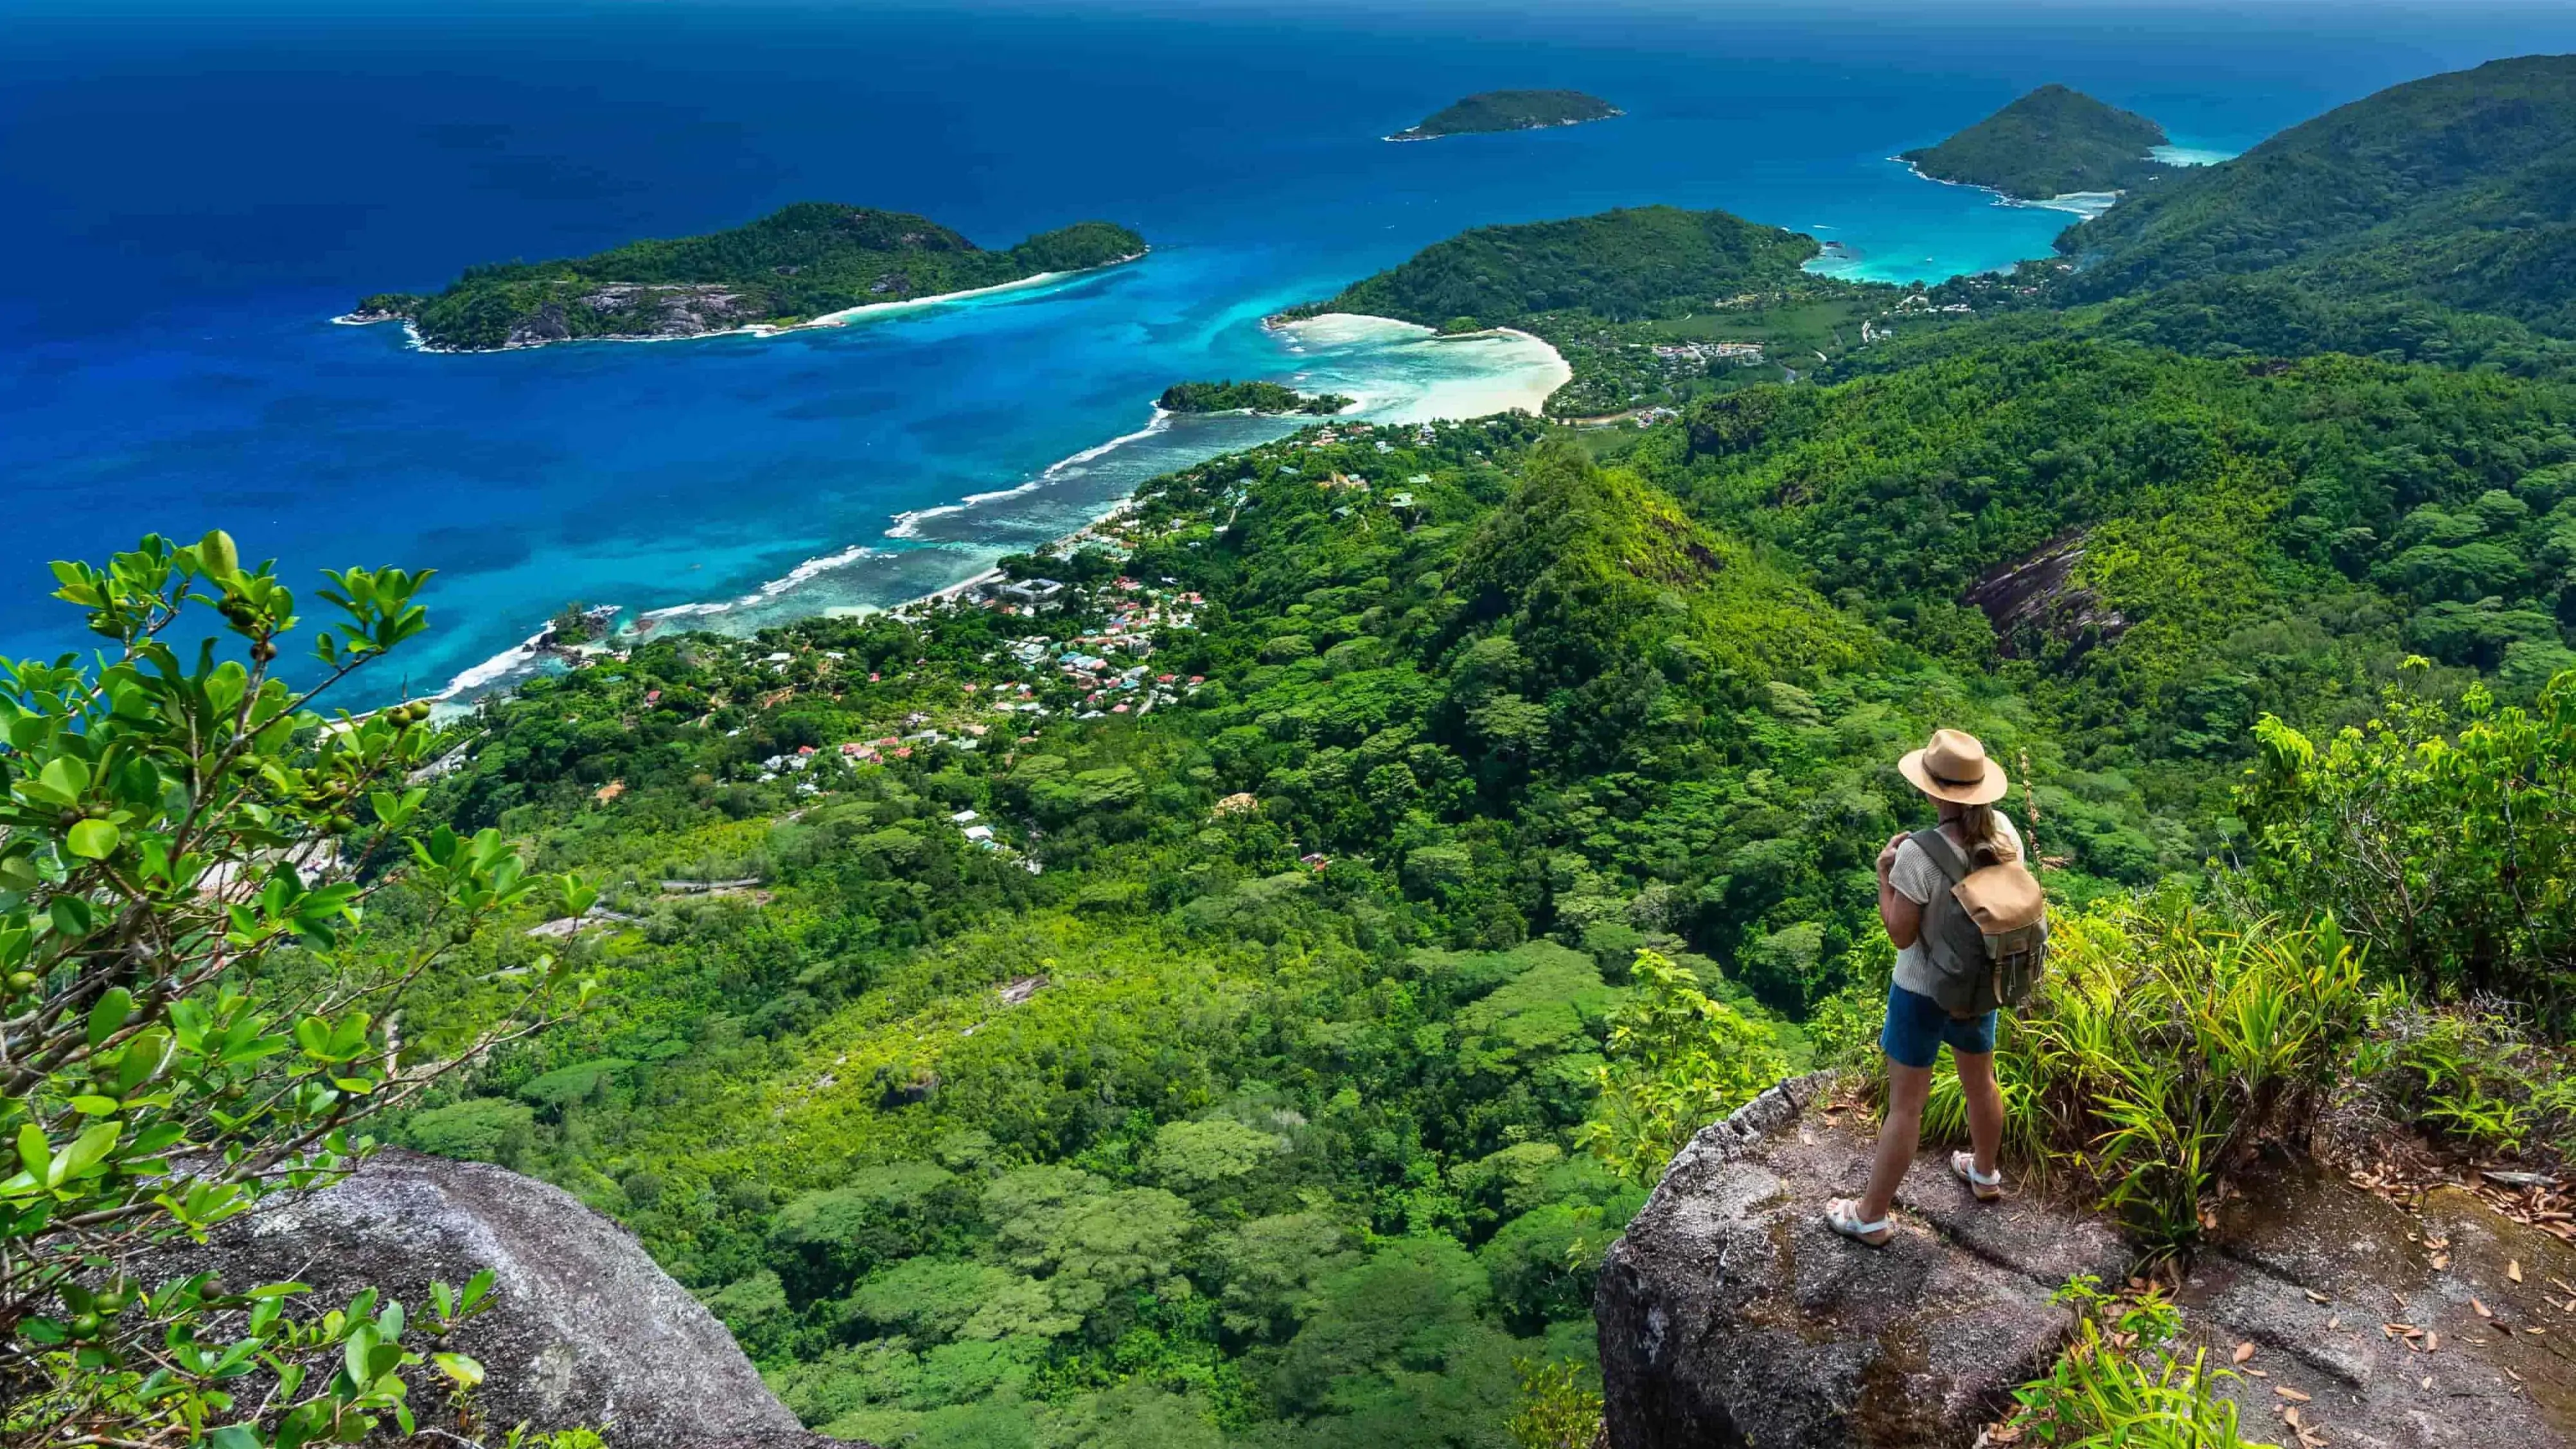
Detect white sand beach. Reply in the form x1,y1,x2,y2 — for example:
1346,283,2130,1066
1269,313,1571,420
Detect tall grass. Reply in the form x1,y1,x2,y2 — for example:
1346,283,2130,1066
2000,1277,2267,1448
1924,896,2367,1249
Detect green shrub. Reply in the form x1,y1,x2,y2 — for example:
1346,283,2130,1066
1576,950,1788,1184
1506,1356,1603,1449
2001,1276,2261,1448
2345,990,2576,1161
1925,899,2366,1249
2236,669,2576,1012
0,531,590,1445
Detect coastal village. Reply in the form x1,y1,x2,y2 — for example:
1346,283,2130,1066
475,413,1511,893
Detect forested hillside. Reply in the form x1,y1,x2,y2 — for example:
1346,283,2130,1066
1308,206,1817,330
1901,84,2175,199
2058,55,2576,334
357,204,1145,351
318,311,2576,1444
1290,206,1888,418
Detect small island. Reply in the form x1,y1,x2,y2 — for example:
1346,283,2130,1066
1386,89,1622,142
345,203,1145,352
1157,380,1352,416
1901,84,2176,201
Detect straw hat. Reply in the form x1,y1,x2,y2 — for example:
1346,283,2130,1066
1898,729,2009,805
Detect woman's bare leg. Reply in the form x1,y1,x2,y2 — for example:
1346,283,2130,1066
1858,1058,1934,1223
1954,1048,2004,1177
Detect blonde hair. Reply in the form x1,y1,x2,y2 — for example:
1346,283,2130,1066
1948,801,2018,869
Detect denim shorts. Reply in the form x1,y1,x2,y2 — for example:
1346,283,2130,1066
1879,978,1997,1069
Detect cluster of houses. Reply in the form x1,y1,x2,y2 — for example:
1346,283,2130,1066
944,806,1041,874
1647,339,1765,366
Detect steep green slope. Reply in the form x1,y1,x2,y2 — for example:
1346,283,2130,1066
2060,55,2576,334
1903,84,2175,199
1657,340,2576,767
1309,206,1818,330
356,203,1145,350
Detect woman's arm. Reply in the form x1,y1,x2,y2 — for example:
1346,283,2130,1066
1876,833,1923,948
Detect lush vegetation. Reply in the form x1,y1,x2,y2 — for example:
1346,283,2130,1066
1997,1277,2262,1448
1305,206,1818,332
1288,206,1910,417
2058,56,2576,337
1925,899,2366,1249
1387,91,1620,141
47,51,2576,1449
1158,382,1354,416
0,533,590,1446
331,309,2576,1444
1903,84,2175,200
357,204,1145,351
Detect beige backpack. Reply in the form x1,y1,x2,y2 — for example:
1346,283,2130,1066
1910,826,2049,1019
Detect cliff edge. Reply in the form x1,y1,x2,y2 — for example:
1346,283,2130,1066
1596,1074,2576,1448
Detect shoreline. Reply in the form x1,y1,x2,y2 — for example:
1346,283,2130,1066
1266,312,1571,418
1382,109,1625,143
430,310,1569,704
333,251,1147,355
1888,157,2120,220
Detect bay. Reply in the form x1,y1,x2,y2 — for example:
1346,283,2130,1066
6,0,2573,700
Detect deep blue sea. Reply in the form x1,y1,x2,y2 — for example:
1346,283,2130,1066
7,0,2576,702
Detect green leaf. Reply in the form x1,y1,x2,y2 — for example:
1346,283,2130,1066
88,986,135,1047
37,756,91,801
432,1351,484,1389
342,1323,378,1387
68,1095,121,1116
46,894,93,938
64,819,119,860
15,1125,49,1182
198,529,240,580
54,1121,121,1184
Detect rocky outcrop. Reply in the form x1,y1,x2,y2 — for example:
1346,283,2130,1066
2192,1159,2576,1448
1595,1074,2127,1448
174,1148,847,1448
1961,533,2128,660
1597,1076,2576,1448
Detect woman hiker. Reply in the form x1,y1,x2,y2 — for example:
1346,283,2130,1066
1825,729,2019,1246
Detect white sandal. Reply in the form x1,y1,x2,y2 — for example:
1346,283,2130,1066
1825,1197,1894,1247
1952,1151,2004,1202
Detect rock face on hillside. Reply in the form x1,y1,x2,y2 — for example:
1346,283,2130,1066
1596,1074,2576,1448
179,1149,845,1447
1962,532,2128,660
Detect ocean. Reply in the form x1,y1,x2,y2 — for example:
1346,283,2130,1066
7,0,2575,702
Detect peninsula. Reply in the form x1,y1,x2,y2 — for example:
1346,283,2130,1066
1276,204,1884,416
1386,89,1621,141
1901,84,2176,200
1156,380,1353,416
345,203,1146,351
